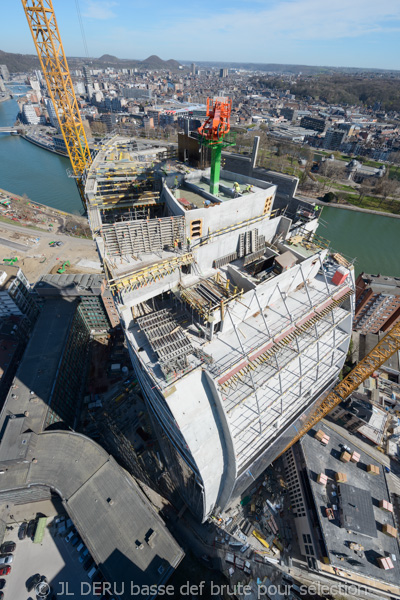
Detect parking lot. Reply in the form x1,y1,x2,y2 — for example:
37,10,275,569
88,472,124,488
2,516,98,600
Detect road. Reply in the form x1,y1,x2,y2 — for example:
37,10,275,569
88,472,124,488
0,236,30,252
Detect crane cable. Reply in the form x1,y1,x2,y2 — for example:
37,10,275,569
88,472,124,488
74,0,89,59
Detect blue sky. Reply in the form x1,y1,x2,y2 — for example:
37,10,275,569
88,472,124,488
2,0,400,69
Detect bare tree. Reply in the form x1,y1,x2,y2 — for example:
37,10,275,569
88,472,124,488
374,176,397,207
390,151,400,177
356,179,373,205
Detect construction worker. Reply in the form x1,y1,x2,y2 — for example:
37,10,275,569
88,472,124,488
245,184,254,193
174,239,179,252
174,175,179,189
186,236,191,251
232,182,240,197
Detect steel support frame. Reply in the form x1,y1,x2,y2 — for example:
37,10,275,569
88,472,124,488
279,321,400,456
229,308,349,431
22,0,91,208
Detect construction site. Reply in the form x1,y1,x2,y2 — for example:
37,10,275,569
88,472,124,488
0,2,400,599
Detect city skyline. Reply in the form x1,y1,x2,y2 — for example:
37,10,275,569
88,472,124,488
1,0,399,70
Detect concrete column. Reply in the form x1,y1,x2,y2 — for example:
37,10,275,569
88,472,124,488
250,135,260,172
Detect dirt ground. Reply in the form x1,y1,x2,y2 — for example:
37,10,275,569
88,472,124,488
0,223,102,282
0,187,91,237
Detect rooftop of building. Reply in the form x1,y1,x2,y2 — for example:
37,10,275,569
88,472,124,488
358,273,400,296
0,265,19,290
0,423,184,598
35,273,105,297
0,338,19,379
337,483,377,538
300,426,400,586
340,395,388,445
0,298,77,434
359,332,400,375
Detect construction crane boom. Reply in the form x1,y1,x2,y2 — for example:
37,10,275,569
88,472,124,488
21,0,91,208
280,321,400,456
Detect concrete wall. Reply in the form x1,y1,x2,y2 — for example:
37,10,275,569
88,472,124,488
222,152,251,176
220,250,327,333
192,215,281,272
168,368,226,520
203,371,238,514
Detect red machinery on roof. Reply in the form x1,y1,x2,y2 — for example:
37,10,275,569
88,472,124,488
198,97,232,143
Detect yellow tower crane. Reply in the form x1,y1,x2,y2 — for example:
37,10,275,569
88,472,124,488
20,1,400,460
279,321,400,456
21,0,92,210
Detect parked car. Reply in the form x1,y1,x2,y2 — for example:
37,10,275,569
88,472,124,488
64,530,75,543
27,519,37,539
0,567,11,576
83,557,94,571
0,591,3,599
26,573,41,592
18,522,28,540
0,542,15,554
0,579,5,589
79,548,89,563
0,556,13,565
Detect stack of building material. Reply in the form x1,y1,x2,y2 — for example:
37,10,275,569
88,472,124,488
340,451,351,463
350,451,360,463
379,500,394,513
367,464,380,475
315,430,330,445
317,473,328,485
335,472,347,483
382,524,397,538
377,556,394,569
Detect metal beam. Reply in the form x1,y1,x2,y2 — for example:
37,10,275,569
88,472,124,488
279,321,400,457
22,0,91,209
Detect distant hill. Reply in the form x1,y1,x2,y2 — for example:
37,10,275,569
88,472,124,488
0,49,182,73
97,54,120,64
0,49,40,73
181,60,400,76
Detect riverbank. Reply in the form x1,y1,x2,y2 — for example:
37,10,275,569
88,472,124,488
21,132,68,158
0,187,90,237
0,96,82,214
297,195,400,220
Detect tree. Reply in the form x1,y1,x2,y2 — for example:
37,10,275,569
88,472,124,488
390,151,400,177
322,191,337,203
356,179,373,205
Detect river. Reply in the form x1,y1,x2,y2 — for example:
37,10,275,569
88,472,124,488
0,93,399,276
0,90,82,214
318,206,400,277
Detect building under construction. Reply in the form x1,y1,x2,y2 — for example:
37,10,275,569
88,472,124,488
84,130,355,521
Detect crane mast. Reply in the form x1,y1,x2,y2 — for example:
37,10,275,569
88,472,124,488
279,321,400,456
21,0,91,209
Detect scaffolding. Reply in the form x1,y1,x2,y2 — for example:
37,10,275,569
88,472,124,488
218,288,354,391
179,273,243,320
102,216,185,258
108,252,194,293
137,309,195,378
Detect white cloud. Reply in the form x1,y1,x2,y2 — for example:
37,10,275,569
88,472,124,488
83,1,117,20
